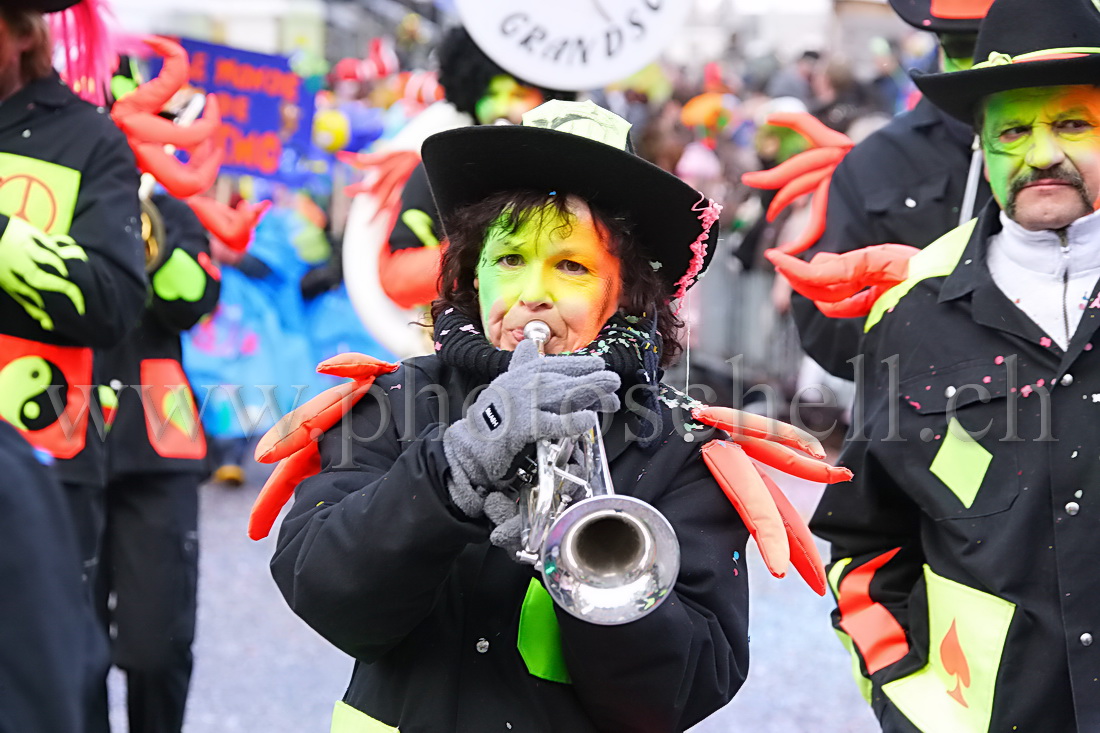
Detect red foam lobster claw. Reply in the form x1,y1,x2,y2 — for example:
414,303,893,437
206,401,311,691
186,197,271,253
765,244,919,318
247,354,399,540
111,36,224,199
741,112,854,255
694,405,851,595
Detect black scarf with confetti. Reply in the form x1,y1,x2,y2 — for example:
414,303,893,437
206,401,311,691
433,306,665,446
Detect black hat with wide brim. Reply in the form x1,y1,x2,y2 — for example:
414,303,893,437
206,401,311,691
421,101,720,301
2,0,82,11
913,0,1100,124
888,0,991,33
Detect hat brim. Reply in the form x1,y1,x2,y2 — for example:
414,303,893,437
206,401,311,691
10,0,82,11
888,0,984,33
913,54,1100,124
421,125,717,297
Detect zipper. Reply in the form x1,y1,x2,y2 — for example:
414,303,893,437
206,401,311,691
1059,229,1071,346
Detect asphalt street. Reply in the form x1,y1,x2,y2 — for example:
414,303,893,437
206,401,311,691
108,462,878,733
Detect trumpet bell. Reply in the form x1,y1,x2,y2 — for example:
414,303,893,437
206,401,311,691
540,494,680,626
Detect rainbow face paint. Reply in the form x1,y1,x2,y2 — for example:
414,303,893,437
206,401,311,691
474,75,545,125
475,198,622,354
982,85,1100,230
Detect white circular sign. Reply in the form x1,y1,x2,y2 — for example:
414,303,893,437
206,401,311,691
455,0,691,91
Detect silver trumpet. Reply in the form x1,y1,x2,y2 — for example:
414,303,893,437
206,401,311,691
514,320,680,625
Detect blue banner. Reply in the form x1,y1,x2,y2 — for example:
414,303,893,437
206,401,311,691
175,38,317,180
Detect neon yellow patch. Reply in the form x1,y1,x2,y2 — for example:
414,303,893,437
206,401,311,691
0,153,81,235
827,558,873,703
883,565,1015,732
400,209,439,248
330,701,399,733
152,248,207,302
865,219,975,333
929,419,993,509
517,578,572,684
0,355,51,430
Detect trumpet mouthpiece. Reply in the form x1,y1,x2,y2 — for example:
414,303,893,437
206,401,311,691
523,320,551,344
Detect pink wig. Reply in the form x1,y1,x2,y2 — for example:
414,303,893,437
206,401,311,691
48,0,117,105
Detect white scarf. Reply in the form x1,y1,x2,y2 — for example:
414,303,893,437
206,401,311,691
987,208,1100,349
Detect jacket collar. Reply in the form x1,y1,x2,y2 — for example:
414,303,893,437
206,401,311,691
991,207,1100,276
939,199,1100,362
939,198,1003,303
0,72,77,132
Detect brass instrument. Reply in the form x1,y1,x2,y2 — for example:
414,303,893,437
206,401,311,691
516,320,680,625
141,195,168,273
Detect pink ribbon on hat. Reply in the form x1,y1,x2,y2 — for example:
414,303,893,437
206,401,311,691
671,194,722,304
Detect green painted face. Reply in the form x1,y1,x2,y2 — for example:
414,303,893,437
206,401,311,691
474,198,622,354
938,33,977,73
981,85,1100,230
475,75,545,125
941,54,973,73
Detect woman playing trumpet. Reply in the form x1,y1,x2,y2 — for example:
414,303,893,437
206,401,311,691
271,101,779,732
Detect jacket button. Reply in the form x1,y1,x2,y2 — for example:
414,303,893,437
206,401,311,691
476,638,489,653
944,386,957,398
1082,633,1094,647
1066,502,1081,516
1061,373,1074,386
905,197,917,208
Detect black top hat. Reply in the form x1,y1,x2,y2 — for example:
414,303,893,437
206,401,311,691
421,100,720,302
1,0,82,11
914,0,1100,123
888,0,991,34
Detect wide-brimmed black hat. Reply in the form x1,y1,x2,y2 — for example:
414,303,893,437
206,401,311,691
914,0,1100,123
2,0,82,11
421,100,720,301
889,0,991,34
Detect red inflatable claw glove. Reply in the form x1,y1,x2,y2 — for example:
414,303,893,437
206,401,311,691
765,244,919,318
247,354,399,540
694,405,853,595
338,150,422,212
186,198,272,254
741,112,854,255
111,36,224,198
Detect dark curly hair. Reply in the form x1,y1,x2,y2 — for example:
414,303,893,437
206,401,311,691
430,190,685,367
437,27,573,120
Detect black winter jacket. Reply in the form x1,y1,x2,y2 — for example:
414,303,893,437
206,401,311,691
102,193,219,478
271,355,751,733
813,202,1100,731
0,73,145,485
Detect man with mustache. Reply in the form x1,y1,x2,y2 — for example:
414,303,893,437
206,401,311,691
810,0,1100,730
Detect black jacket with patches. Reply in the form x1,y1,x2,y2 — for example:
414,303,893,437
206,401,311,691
812,201,1100,732
271,355,751,733
0,73,145,485
102,194,219,478
791,98,992,379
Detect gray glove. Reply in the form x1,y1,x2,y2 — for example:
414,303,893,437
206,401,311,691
443,338,620,519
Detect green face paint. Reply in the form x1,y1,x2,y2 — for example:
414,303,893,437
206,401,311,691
475,198,621,354
474,75,545,125
941,54,974,73
981,85,1100,230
